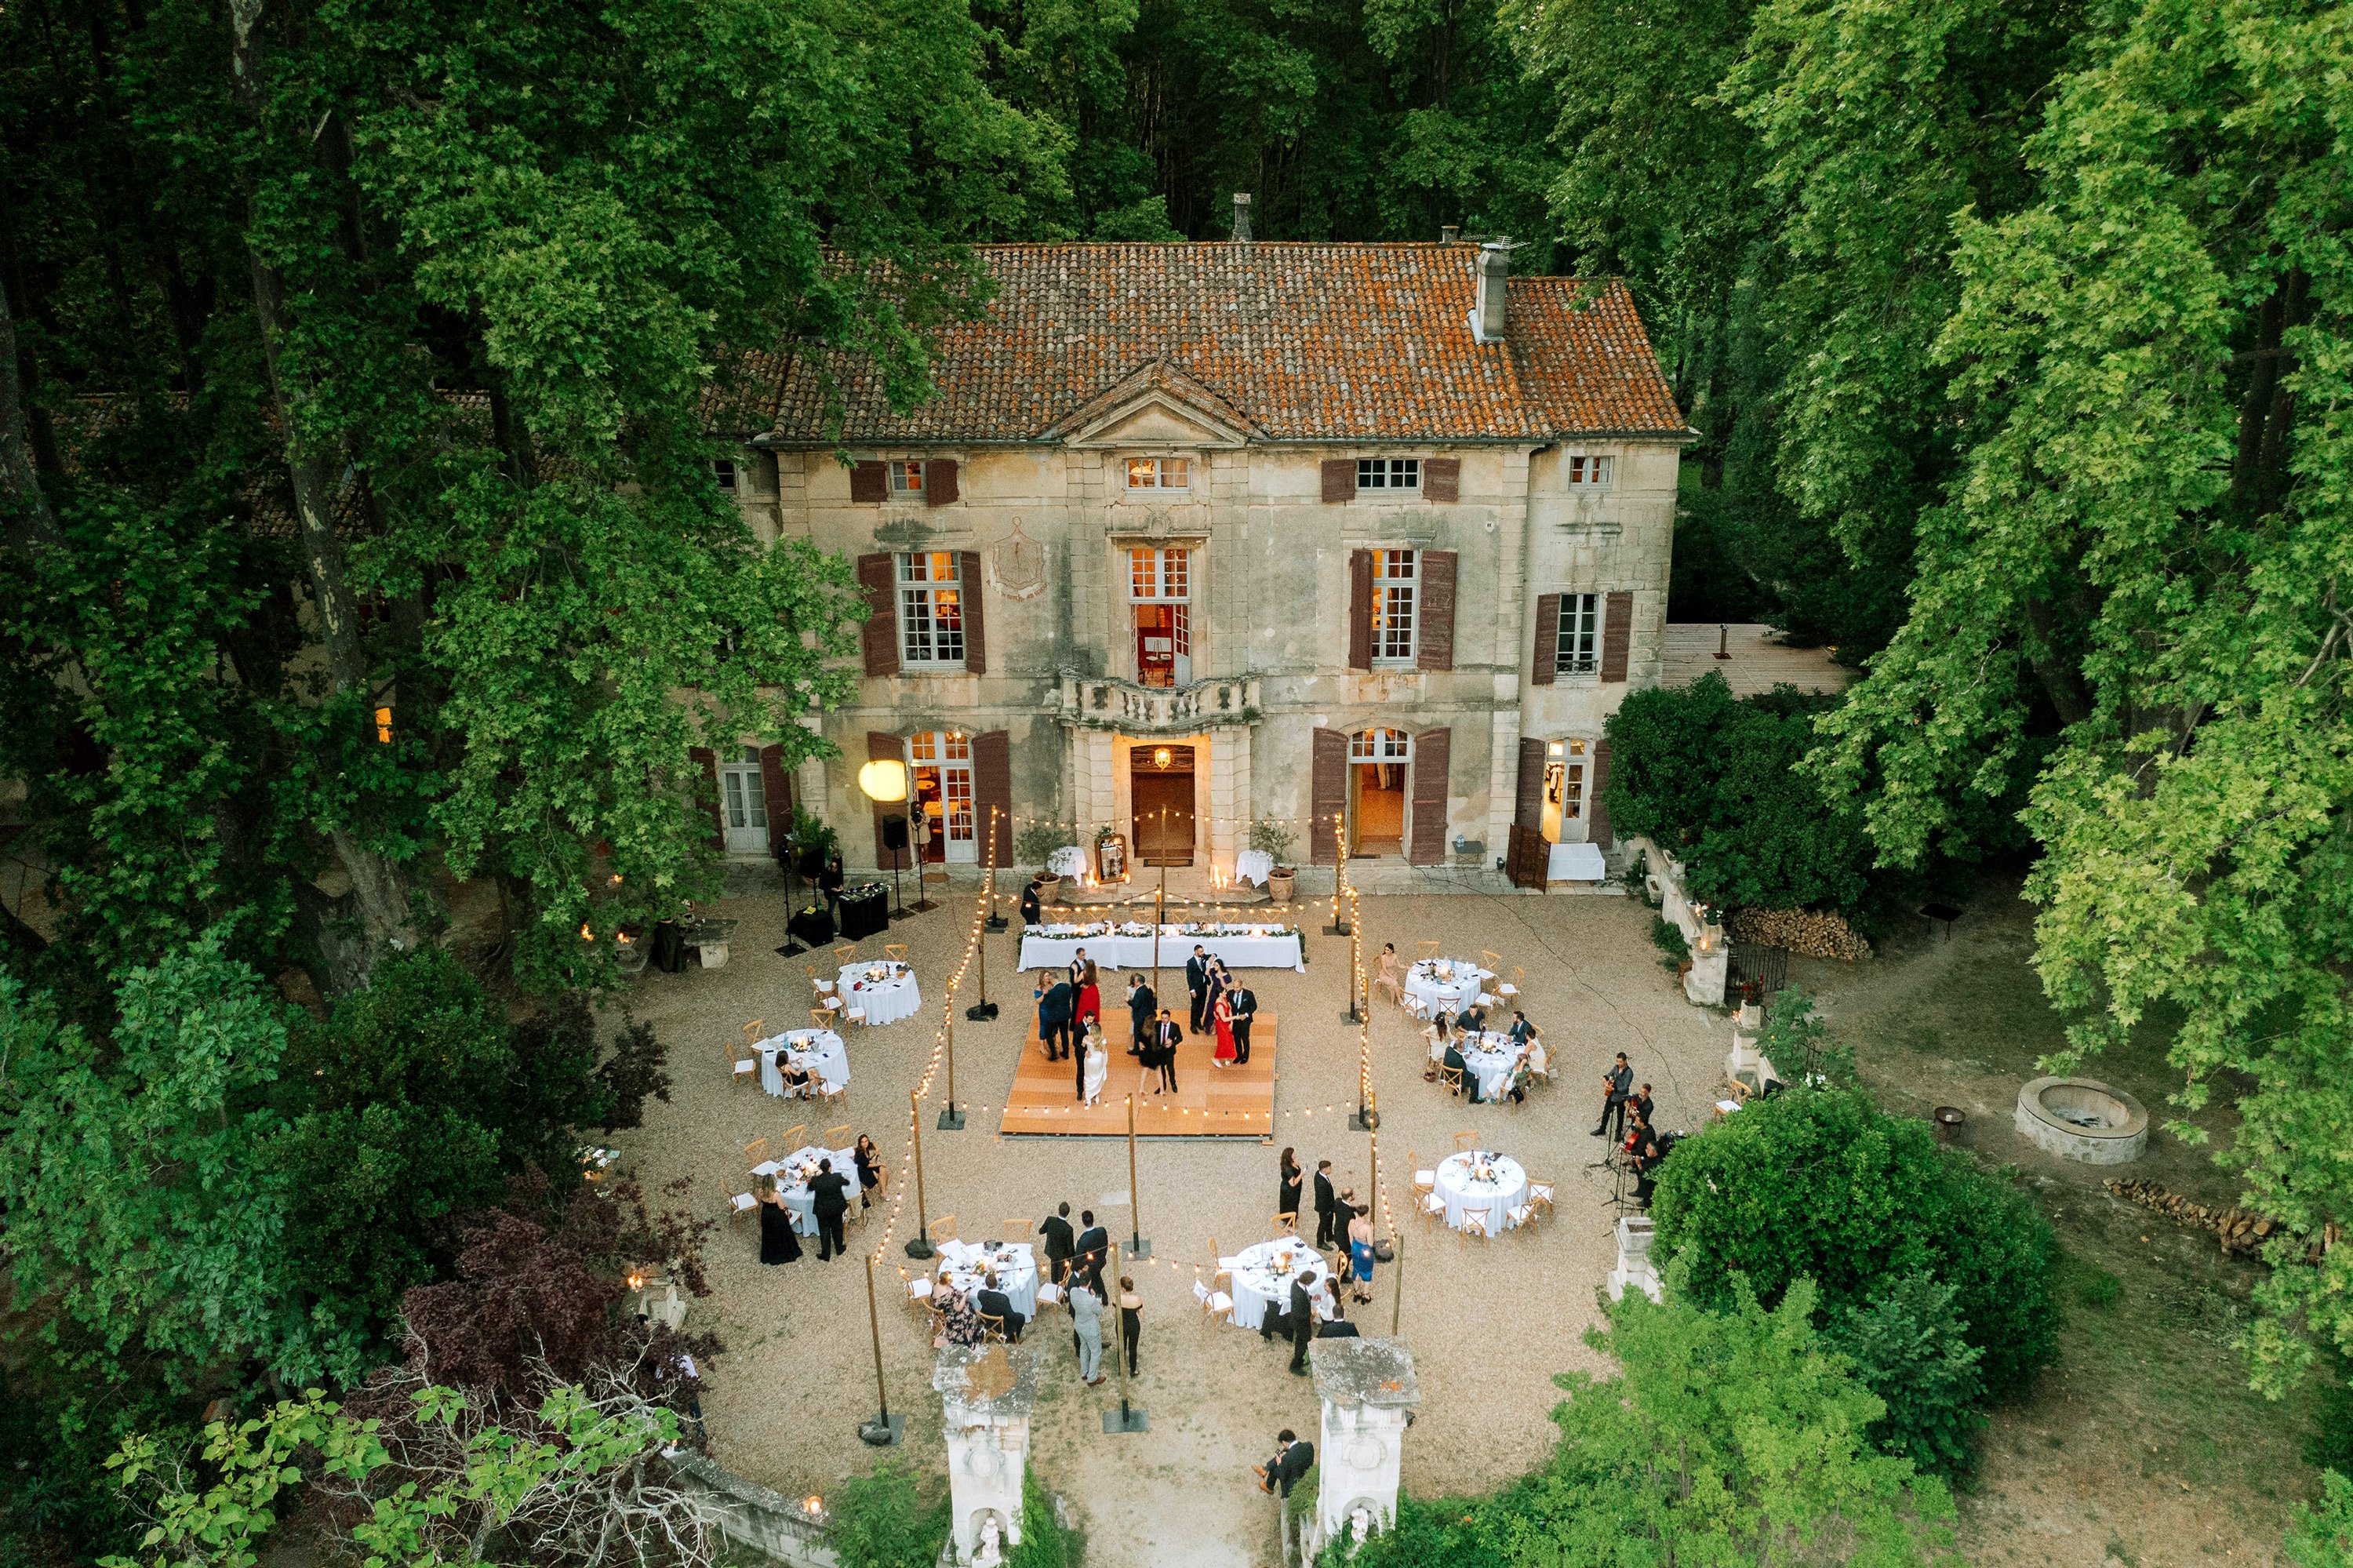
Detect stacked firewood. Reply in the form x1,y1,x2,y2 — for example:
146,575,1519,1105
1724,907,1872,962
2104,1177,2340,1262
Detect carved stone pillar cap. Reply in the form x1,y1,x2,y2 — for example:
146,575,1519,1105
1308,1337,1420,1410
934,1344,1038,1417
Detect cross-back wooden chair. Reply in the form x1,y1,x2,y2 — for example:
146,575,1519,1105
741,1020,766,1046
1416,940,1443,962
1438,1064,1465,1097
742,1137,769,1170
930,1213,959,1243
1003,1218,1033,1244
976,1312,1008,1343
1478,951,1502,976
834,943,860,966
729,1043,758,1090
884,943,910,966
1453,1129,1481,1153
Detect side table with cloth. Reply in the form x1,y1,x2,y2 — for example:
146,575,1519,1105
1402,959,1491,1016
937,1239,1040,1319
1547,841,1608,882
1224,1236,1326,1331
838,961,922,1026
1017,923,1307,973
1046,846,1089,879
1433,1151,1529,1231
1234,849,1275,886
835,882,890,940
752,1028,848,1097
757,1144,859,1236
1457,1031,1526,1101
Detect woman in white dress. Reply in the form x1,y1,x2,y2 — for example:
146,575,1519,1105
1081,1024,1109,1106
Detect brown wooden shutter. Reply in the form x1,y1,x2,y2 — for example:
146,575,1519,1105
1311,728,1346,865
958,550,986,674
1530,593,1561,686
1416,551,1456,671
849,461,886,503
1600,590,1633,682
687,746,723,849
1409,727,1450,864
1515,737,1545,830
758,743,794,853
927,459,958,507
1347,550,1373,670
857,553,898,676
867,732,905,867
1321,459,1357,503
1424,457,1460,502
971,729,1013,866
1589,739,1613,849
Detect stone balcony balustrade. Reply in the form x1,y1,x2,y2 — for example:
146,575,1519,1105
1054,673,1262,734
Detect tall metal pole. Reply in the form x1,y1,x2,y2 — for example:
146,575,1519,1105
1126,1093,1151,1257
858,1256,898,1443
904,1088,935,1259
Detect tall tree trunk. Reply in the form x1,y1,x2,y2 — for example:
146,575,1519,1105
0,287,63,555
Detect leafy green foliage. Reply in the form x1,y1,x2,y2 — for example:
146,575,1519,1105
827,1459,949,1568
1649,916,1689,962
1009,1466,1080,1568
2288,1470,2353,1568
1651,1088,2059,1398
1827,1273,1988,1481
1606,673,1876,913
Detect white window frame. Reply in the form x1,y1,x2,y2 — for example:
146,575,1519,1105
886,460,927,496
1555,591,1599,675
1348,727,1412,762
896,551,966,669
1565,454,1613,488
1356,457,1420,492
1124,457,1191,493
907,729,978,862
1371,549,1419,668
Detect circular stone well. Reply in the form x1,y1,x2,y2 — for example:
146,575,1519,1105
2014,1077,2147,1164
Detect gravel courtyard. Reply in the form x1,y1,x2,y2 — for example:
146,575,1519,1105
609,874,1723,1566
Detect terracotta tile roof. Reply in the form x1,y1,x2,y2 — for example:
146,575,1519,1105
758,244,1688,446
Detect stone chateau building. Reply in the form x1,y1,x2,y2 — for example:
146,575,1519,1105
704,229,1690,885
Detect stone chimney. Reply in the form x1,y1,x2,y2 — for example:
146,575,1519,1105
1440,224,1460,246
1232,192,1253,243
1469,241,1510,344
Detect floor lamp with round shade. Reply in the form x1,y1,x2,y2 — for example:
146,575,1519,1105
858,758,912,920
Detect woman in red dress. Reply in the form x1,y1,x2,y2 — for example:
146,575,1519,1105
1076,959,1103,1031
1213,991,1238,1066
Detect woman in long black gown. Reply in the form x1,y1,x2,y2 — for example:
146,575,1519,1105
757,1176,803,1264
1278,1147,1304,1228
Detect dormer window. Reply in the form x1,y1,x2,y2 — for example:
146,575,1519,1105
1566,455,1613,487
1126,457,1190,491
1357,457,1420,492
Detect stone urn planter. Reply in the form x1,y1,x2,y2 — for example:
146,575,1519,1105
1035,873,1063,906
613,927,649,975
1267,867,1296,904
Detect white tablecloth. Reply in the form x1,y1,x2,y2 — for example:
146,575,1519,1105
1548,840,1608,881
1046,846,1089,878
1433,1151,1528,1231
1018,925,1306,973
838,962,921,1025
1403,959,1489,1015
937,1239,1039,1319
753,1029,848,1097
1225,1237,1331,1331
1234,849,1274,886
1457,1031,1526,1101
756,1144,858,1236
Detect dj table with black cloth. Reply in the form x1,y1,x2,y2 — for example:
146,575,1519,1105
835,883,890,940
787,905,837,948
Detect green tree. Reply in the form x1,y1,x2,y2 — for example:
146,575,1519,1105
1827,1273,1988,1482
1650,1088,2058,1398
2289,1470,2353,1568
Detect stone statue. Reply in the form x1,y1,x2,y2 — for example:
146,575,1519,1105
1348,1503,1377,1547
970,1511,1006,1568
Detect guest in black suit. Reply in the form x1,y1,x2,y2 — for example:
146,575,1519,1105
1038,1202,1075,1285
1507,1010,1536,1047
1255,1431,1314,1497
1228,981,1257,1064
976,1276,1026,1341
819,853,846,919
1312,1161,1339,1248
809,1159,851,1261
1074,1210,1110,1293
1184,947,1211,1032
1286,1272,1317,1373
1036,971,1075,1062
1020,878,1042,926
1318,1297,1359,1338
1442,1037,1475,1102
1461,1000,1489,1035
1126,975,1156,1055
1153,1010,1182,1094
1595,1052,1634,1139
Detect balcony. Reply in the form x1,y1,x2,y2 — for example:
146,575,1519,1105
1055,673,1262,735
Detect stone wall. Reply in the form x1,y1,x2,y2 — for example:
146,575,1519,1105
667,1452,841,1568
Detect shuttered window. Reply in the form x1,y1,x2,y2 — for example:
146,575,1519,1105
897,552,966,668
1372,550,1417,666
1556,593,1599,675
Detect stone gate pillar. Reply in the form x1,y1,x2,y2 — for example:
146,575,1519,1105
934,1344,1036,1565
1307,1337,1421,1550
1607,1213,1662,1303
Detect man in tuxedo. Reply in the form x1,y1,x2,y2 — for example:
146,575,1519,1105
1019,879,1042,927
1036,970,1075,1062
1068,947,1089,989
1153,1009,1182,1094
1184,946,1211,1032
1126,975,1156,1056
975,1275,1026,1342
1312,1160,1339,1249
1254,1431,1315,1497
1074,1210,1110,1293
1507,1010,1536,1047
1038,1201,1075,1286
1286,1271,1318,1373
1594,1051,1634,1139
809,1159,852,1262
1227,980,1257,1064
1443,1035,1476,1102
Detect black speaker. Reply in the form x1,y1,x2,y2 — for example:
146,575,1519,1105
881,814,910,851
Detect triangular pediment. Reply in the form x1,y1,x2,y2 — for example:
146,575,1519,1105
1049,359,1258,449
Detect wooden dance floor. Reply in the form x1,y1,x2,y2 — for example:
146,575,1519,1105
996,1016,1278,1138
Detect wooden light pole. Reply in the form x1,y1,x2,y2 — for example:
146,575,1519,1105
904,1087,935,1259
1126,1093,1151,1259
1101,1242,1147,1433
857,1255,900,1444
938,1013,965,1130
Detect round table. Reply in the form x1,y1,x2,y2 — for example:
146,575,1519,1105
760,1144,859,1236
1225,1236,1333,1331
1402,959,1489,1017
838,961,922,1026
1458,1032,1526,1102
937,1239,1040,1319
1433,1151,1528,1231
754,1029,848,1097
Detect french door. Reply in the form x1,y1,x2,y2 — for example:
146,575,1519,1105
718,747,770,854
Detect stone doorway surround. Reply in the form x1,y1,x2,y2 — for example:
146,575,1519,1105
1055,673,1258,882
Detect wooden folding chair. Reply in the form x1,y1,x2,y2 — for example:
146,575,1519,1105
1526,1179,1557,1219
742,1137,769,1170
1003,1218,1033,1243
1194,1274,1234,1324
1496,966,1525,1006
1460,1206,1493,1241
1438,1064,1465,1097
809,1007,837,1030
1409,1155,1435,1199
1416,1188,1446,1229
729,1191,758,1227
820,1080,849,1110
780,1124,807,1151
824,1125,854,1148
729,1045,759,1090
1478,951,1502,977
900,1268,935,1319
1416,940,1443,962
1453,1129,1481,1153
976,1312,1007,1343
835,944,860,966
884,943,910,966
741,1020,766,1046
931,1213,959,1243
1275,1207,1299,1232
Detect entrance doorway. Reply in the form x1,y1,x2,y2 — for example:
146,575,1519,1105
718,746,770,855
1542,739,1589,843
1348,728,1410,857
908,731,976,864
1130,743,1196,864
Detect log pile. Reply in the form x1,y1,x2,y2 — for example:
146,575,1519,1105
2104,1177,2340,1262
1724,907,1872,962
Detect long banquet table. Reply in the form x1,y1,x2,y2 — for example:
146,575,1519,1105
1017,923,1306,973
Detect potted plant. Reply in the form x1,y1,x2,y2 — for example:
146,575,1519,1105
786,805,836,879
1015,820,1074,903
1249,818,1298,903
